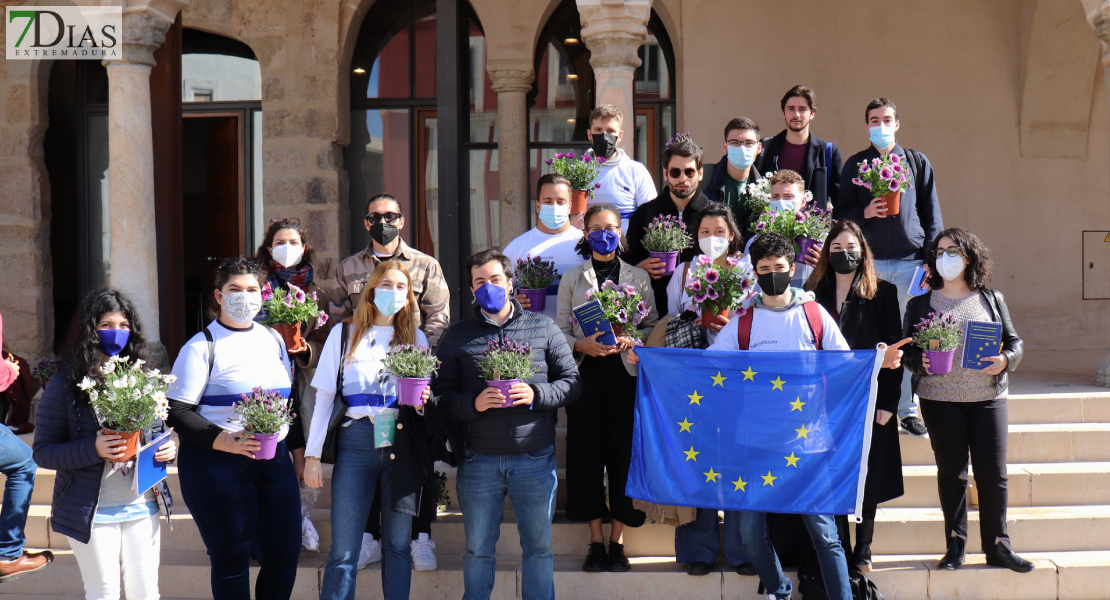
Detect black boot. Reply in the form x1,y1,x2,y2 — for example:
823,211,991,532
583,542,607,572
853,543,872,571
607,541,630,572
853,513,875,571
937,536,966,570
985,542,1034,573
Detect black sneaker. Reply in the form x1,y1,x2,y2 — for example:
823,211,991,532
901,416,928,437
583,542,607,572
734,562,757,576
686,561,712,576
607,541,630,572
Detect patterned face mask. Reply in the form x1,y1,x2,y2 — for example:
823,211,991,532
221,291,263,323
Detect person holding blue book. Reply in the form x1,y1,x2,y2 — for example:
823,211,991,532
556,203,659,572
901,227,1031,573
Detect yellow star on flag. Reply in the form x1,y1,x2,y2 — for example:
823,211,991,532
711,372,727,386
794,423,811,440
790,397,805,412
732,475,748,492
770,376,786,391
784,452,801,467
677,418,694,432
687,390,703,405
761,471,778,486
741,366,758,381
683,446,700,461
704,468,720,483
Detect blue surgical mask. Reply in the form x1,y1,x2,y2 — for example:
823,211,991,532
97,329,130,356
768,199,799,213
869,124,895,150
726,145,757,170
474,283,508,314
373,288,407,317
587,229,620,255
538,204,569,229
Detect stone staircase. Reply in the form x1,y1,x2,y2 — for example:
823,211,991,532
4,367,1110,599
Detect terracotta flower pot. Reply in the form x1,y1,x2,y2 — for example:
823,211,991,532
571,189,589,215
612,323,624,338
101,429,141,463
272,322,305,352
881,190,901,216
701,308,730,329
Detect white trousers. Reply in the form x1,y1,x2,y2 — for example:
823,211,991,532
65,516,161,600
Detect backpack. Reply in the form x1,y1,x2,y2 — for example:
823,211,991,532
796,546,884,600
735,300,824,350
202,324,285,375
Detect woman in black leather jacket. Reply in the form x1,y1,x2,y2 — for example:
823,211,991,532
901,227,1030,574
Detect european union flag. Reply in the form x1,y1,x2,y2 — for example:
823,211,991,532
627,347,882,516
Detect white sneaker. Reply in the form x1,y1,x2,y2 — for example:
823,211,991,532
358,533,382,569
411,533,437,571
301,516,320,552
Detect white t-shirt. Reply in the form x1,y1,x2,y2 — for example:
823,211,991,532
707,294,849,352
305,325,429,457
587,148,657,229
169,321,293,439
502,226,586,320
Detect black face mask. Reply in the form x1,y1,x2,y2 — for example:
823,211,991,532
757,271,792,297
591,132,619,159
369,222,399,247
829,250,861,275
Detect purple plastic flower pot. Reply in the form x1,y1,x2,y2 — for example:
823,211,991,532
795,237,821,264
649,251,679,276
926,349,956,375
520,288,547,313
397,377,431,407
486,379,522,408
251,432,281,460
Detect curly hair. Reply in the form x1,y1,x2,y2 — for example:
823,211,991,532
926,227,993,290
693,203,744,256
574,204,628,258
663,133,703,170
750,232,795,266
767,169,804,189
62,288,147,388
255,218,316,275
209,257,265,319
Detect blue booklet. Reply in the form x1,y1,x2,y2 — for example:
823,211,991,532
908,266,930,298
133,429,172,495
572,299,617,346
961,320,1003,369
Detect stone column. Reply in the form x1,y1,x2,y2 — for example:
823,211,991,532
1084,1,1110,387
489,68,535,247
105,4,184,366
577,0,651,153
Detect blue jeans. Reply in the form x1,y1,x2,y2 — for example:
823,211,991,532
321,418,412,600
738,512,851,600
675,508,749,566
457,445,557,600
874,257,920,419
0,426,34,559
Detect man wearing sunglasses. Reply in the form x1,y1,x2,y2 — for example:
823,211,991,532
704,117,764,234
624,133,710,312
754,85,844,208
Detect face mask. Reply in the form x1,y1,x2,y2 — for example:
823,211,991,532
726,145,757,170
97,329,130,356
474,282,508,314
768,198,799,213
829,250,861,275
271,244,303,268
591,132,619,159
538,204,569,229
221,291,263,323
373,288,408,317
869,124,895,149
587,229,621,255
370,222,399,247
937,253,966,282
757,271,792,297
699,235,730,260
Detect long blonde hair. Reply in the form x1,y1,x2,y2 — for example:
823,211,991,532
344,261,418,365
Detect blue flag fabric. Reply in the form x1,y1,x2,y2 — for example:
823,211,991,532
627,347,882,516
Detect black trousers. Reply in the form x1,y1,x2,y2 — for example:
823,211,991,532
365,479,435,540
564,354,646,527
919,397,1010,557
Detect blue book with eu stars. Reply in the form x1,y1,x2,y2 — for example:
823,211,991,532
626,347,883,516
572,299,617,346
961,320,1003,370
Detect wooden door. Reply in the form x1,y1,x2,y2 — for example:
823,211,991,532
205,117,243,260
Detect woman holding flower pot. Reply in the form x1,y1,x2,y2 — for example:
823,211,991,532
166,257,302,599
303,260,437,600
34,288,175,599
556,203,659,572
901,228,1031,574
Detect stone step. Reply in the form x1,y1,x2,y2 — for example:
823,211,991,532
1006,393,1110,424
898,423,1110,466
888,462,1110,508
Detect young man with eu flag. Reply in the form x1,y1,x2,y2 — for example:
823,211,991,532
707,232,852,600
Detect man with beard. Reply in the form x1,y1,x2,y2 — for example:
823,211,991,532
624,133,709,313
754,85,844,208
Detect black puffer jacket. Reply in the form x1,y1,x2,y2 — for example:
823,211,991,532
434,300,582,455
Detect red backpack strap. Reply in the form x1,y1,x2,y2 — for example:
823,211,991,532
736,306,756,350
802,301,824,350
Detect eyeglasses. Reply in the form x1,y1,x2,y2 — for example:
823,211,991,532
725,140,759,149
668,168,698,179
586,225,621,235
935,247,965,259
268,217,302,228
365,212,402,225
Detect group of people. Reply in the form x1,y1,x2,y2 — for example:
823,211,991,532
9,86,1029,600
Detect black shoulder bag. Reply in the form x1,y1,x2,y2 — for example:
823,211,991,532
320,322,350,464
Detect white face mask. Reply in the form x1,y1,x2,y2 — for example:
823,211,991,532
221,291,263,323
937,253,966,281
769,198,799,213
271,244,304,268
698,235,730,260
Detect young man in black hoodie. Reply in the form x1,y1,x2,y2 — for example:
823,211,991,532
434,250,582,600
754,85,844,208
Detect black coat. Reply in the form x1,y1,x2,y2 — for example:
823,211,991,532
434,300,582,455
624,188,711,312
754,130,844,207
389,399,460,517
813,275,904,506
703,155,762,235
